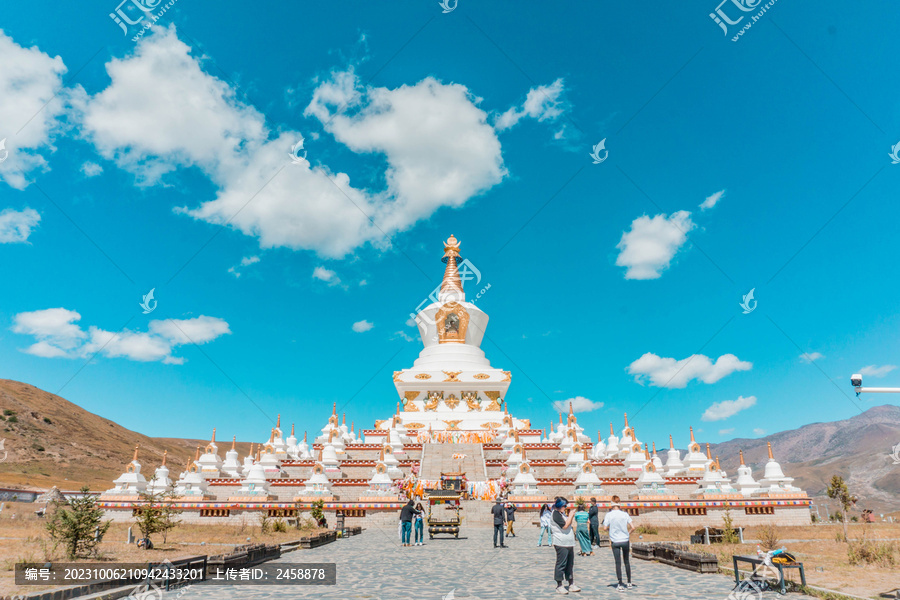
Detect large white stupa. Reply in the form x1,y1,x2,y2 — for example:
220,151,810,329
388,235,530,433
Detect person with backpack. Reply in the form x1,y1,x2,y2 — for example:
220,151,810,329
549,497,581,594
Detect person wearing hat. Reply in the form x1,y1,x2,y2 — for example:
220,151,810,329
491,497,508,548
549,496,581,594
602,495,635,591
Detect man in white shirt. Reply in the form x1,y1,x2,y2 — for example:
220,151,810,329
602,495,636,591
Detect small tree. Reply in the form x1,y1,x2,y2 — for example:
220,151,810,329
310,500,325,526
826,475,857,542
722,505,740,544
134,491,162,540
157,491,182,544
45,487,110,559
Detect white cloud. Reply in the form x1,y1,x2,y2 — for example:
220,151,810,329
352,320,374,333
80,161,103,177
753,428,766,435
718,428,735,436
0,31,69,189
392,330,414,342
627,352,752,388
700,189,725,211
552,396,604,414
858,364,897,378
11,308,229,363
702,395,757,421
0,208,40,243
799,352,824,363
495,79,568,131
312,266,341,286
616,210,695,279
228,255,260,278
79,28,507,258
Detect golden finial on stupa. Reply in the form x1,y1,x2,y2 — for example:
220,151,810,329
706,443,712,459
161,450,167,466
440,235,464,301
739,449,745,465
690,426,696,442
211,428,216,443
132,444,140,462
669,434,674,449
231,436,236,451
610,423,614,436
767,442,774,460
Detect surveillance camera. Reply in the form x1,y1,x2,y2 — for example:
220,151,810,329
850,374,862,388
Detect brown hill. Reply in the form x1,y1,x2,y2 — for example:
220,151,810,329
0,379,254,491
711,404,900,516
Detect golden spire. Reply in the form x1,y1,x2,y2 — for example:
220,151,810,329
132,444,140,462
277,414,281,429
396,403,400,416
739,450,745,465
249,442,255,457
705,443,712,460
161,450,167,466
231,436,236,451
644,445,651,460
624,412,629,428
342,413,346,425
328,429,335,442
194,446,201,461
652,441,657,455
569,402,574,416
351,421,355,433
559,412,563,424
610,423,614,436
440,235,465,302
669,434,674,449
211,428,216,443
332,403,337,416
269,428,275,444
715,456,721,471
767,442,774,460
256,448,261,461
379,446,385,461
522,445,527,460
513,429,520,442
317,448,323,462
583,446,589,460
291,423,295,436
303,432,307,443
690,426,696,443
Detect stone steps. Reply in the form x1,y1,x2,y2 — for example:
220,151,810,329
419,443,486,481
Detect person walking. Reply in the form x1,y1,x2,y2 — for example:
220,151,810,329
588,498,601,547
491,498,508,548
574,503,592,556
538,503,553,546
602,496,635,591
505,501,517,537
399,499,415,547
549,497,581,595
413,502,425,546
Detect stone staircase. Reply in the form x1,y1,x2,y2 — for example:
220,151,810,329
419,443,487,481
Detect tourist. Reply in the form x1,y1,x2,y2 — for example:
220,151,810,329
413,502,426,546
602,496,635,591
491,498,507,548
574,503,592,556
538,503,553,546
549,497,581,594
399,499,415,547
505,501,517,537
588,498,601,547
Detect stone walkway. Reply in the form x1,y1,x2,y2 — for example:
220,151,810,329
161,528,817,600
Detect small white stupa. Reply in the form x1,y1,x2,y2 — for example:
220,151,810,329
285,423,299,459
682,427,711,474
381,443,404,479
501,429,518,455
316,403,341,444
617,413,639,455
363,448,398,499
574,458,605,497
295,459,334,501
734,450,761,497
631,452,677,500
220,437,243,478
196,429,224,478
509,448,543,498
623,442,648,473
241,443,257,477
297,432,311,459
173,447,213,499
755,443,803,496
505,441,524,477
103,445,149,499
650,442,664,472
692,457,741,499
258,429,284,477
564,444,588,474
605,423,620,458
228,457,274,501
321,438,342,478
591,432,607,459
146,451,173,494
664,435,685,475
270,415,289,460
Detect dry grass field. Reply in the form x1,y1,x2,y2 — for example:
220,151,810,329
634,523,900,599
0,501,325,597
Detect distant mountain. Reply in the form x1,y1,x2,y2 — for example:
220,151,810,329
0,379,253,491
711,404,900,515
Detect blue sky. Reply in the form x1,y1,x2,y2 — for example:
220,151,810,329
1,0,899,449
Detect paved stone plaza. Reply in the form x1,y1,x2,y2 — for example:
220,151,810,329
162,528,817,600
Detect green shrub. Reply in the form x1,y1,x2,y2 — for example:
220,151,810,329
848,539,897,566
634,524,658,535
2,409,14,416
272,518,287,533
43,417,52,424
6,416,18,424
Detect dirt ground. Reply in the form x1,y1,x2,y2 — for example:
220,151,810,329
634,523,900,599
0,501,325,597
